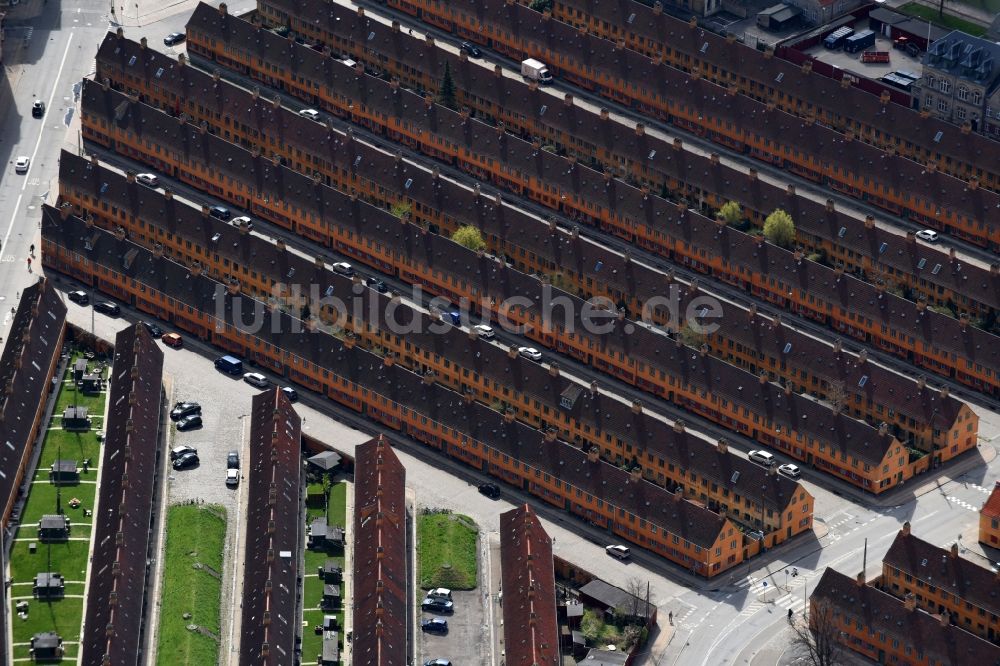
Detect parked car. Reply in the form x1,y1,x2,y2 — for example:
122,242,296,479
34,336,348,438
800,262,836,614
439,311,461,326
281,386,299,402
426,588,452,600
162,332,183,348
227,451,240,469
421,598,454,613
170,444,198,460
460,41,482,58
367,277,388,293
232,215,254,230
478,482,500,499
332,261,354,276
31,100,45,118
299,108,321,121
170,402,202,421
606,544,631,560
163,32,186,46
215,355,244,375
15,156,30,173
915,229,939,242
778,463,802,479
172,452,199,469
243,372,270,388
226,469,240,486
473,324,495,339
209,205,231,221
136,173,159,187
67,290,89,305
748,450,776,466
424,660,452,666
93,301,120,316
142,321,164,338
518,346,542,362
421,618,449,633
176,414,203,431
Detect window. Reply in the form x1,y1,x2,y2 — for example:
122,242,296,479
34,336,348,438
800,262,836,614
957,86,969,101
938,99,949,113
939,79,951,94
957,107,966,120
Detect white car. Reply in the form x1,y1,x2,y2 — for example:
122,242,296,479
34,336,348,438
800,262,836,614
14,156,29,173
243,372,270,388
915,229,939,242
332,261,354,276
748,450,776,466
136,173,159,187
606,544,631,560
778,463,801,479
299,108,321,121
518,346,542,362
473,324,495,339
232,215,254,230
226,468,240,486
426,587,452,600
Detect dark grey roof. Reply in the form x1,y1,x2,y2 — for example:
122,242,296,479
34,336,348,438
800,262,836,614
308,450,341,470
926,30,1000,88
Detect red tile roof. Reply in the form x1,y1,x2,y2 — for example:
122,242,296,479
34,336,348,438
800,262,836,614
500,505,560,666
240,388,302,665
983,482,1000,519
353,436,408,666
81,324,164,666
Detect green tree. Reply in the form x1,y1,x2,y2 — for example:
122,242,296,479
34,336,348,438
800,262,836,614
451,225,486,251
529,0,554,11
717,201,742,224
763,209,796,248
438,61,457,110
390,201,412,218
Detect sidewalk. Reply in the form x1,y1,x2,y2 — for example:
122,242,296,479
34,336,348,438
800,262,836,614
886,0,996,28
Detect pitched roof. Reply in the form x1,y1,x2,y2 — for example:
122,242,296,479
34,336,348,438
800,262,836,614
240,388,301,665
499,505,559,666
246,0,1000,313
81,324,164,666
812,568,1000,665
982,482,1000,519
925,31,1000,89
578,579,654,619
509,0,1000,180
882,528,1000,616
42,207,738,553
0,278,66,526
353,436,407,666
76,76,973,438
57,151,806,511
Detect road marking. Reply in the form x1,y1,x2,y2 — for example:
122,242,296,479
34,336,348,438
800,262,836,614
2,31,76,254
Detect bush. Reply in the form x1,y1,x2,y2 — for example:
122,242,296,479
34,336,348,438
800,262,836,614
451,225,486,251
716,201,742,224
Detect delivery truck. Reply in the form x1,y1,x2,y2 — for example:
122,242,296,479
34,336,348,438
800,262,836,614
521,58,553,84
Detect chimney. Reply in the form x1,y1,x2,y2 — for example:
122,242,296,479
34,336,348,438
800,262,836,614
878,422,888,437
710,153,720,166
544,428,557,443
673,138,682,151
939,612,950,627
422,370,435,385
901,521,911,537
635,123,645,136
631,399,642,415
801,59,812,74
218,2,227,15
140,37,147,50
904,593,916,611
654,1,663,14
630,466,642,483
504,408,515,424
950,543,958,559
587,446,599,463
786,184,795,197
759,372,768,385
600,108,610,121
717,438,728,453
748,168,758,181
549,363,560,378
564,93,573,107
383,355,394,368
508,346,519,360
856,571,865,586
590,380,599,396
672,420,685,433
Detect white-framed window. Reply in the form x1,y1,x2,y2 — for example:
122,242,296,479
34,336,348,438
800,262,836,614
972,90,982,104
938,99,949,112
956,106,966,120
957,86,969,101
939,79,951,94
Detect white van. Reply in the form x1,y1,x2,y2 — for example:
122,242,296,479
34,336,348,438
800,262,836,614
243,372,270,388
748,450,776,466
606,545,631,560
426,587,452,600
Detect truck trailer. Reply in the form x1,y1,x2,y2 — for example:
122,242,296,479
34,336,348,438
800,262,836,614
521,58,553,84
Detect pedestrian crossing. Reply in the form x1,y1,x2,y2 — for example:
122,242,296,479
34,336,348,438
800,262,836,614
946,495,981,512
734,574,809,617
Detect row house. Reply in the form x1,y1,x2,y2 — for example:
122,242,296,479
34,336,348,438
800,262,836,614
0,279,66,530
812,568,1000,665
406,0,1000,191
268,0,1000,249
84,44,1000,399
80,324,163,666
57,154,815,540
353,435,406,666
248,0,1000,316
71,85,980,459
499,504,560,666
40,209,750,577
58,138,914,497
880,522,1000,643
241,387,302,665
71,89,982,476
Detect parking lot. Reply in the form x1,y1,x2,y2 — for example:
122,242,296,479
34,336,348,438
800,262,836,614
418,587,489,665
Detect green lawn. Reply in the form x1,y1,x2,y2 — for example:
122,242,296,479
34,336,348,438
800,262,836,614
417,512,479,590
7,353,107,653
898,2,987,35
302,482,347,664
37,428,103,469
156,504,227,666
